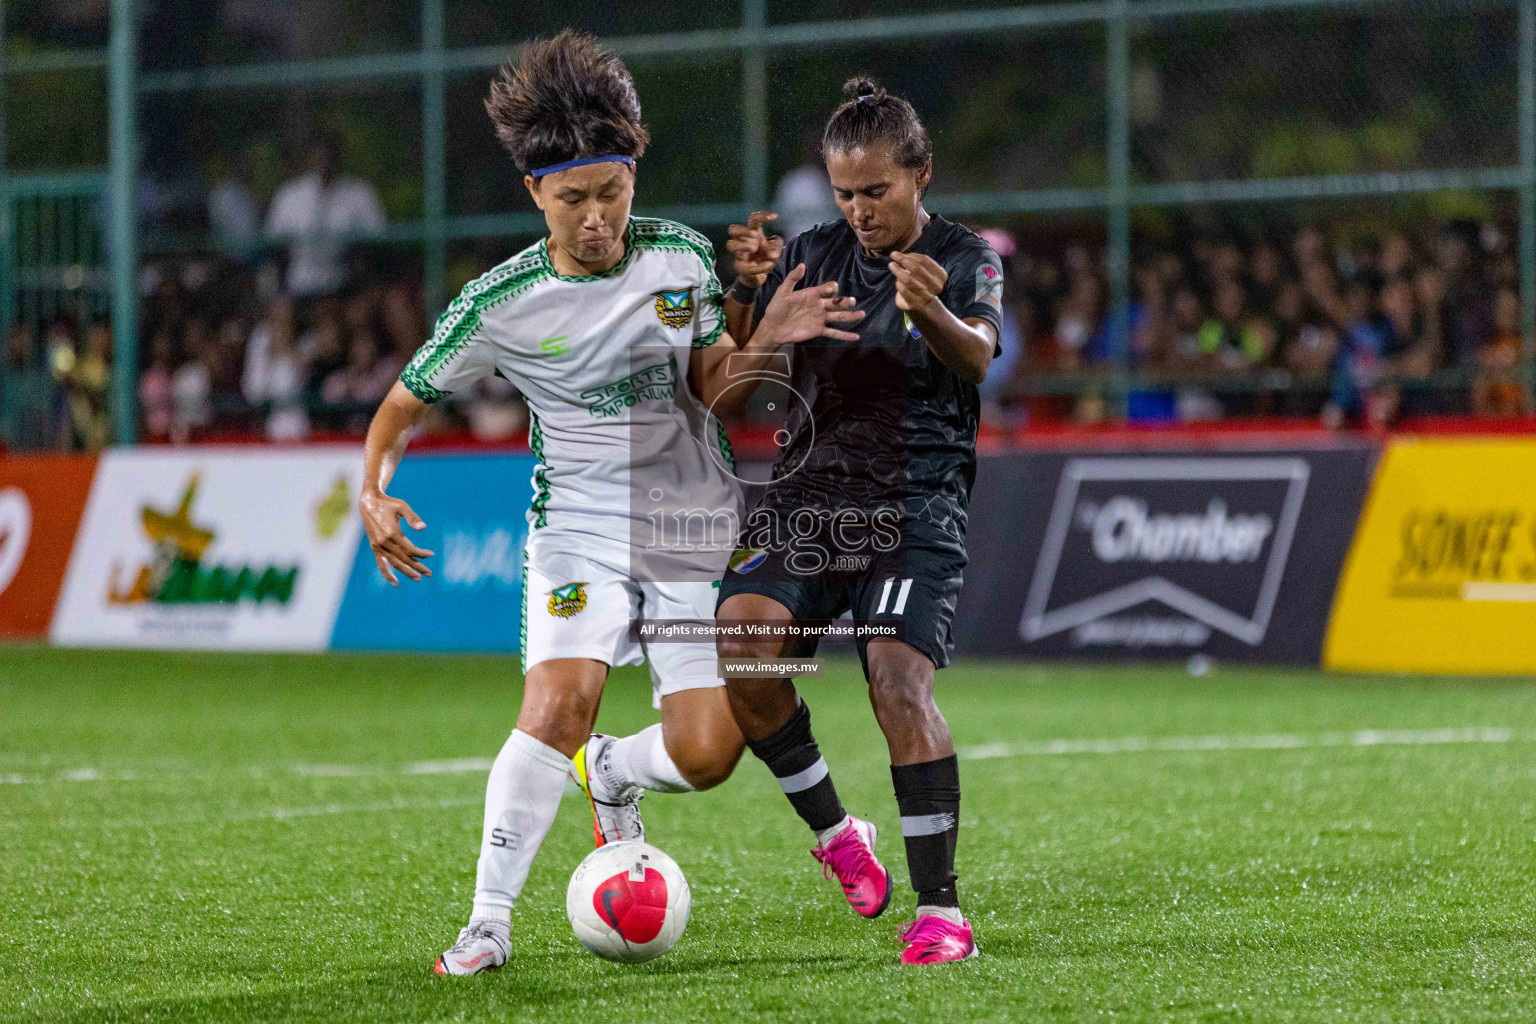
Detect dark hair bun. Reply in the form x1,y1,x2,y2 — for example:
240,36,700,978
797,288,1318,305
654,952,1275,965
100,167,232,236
843,77,882,102
824,77,932,174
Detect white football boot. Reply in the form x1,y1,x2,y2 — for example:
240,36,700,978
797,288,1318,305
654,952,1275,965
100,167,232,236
433,921,510,976
570,734,645,846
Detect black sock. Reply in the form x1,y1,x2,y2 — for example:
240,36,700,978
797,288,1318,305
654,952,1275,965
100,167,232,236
745,701,846,833
891,755,961,908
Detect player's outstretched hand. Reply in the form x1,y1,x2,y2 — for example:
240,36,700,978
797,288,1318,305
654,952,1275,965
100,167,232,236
726,211,785,289
889,250,948,312
359,488,434,585
757,263,865,345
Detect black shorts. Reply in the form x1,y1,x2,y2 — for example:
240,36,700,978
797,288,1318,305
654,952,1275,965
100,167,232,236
716,515,967,671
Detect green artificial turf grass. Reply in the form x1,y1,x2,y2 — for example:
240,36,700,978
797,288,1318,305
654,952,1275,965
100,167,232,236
2,647,1534,1023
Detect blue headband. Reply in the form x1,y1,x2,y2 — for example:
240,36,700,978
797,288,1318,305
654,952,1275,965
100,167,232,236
529,154,635,178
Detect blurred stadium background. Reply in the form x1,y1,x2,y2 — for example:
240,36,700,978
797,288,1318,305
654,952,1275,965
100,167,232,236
5,0,1536,673
4,0,1536,448
6,4,1536,1022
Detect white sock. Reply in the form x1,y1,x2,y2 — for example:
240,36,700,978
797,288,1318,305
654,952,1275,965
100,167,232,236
915,904,965,925
608,723,696,794
814,814,853,847
469,729,571,923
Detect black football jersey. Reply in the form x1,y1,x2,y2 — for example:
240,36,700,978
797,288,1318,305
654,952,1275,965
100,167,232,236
751,213,1004,541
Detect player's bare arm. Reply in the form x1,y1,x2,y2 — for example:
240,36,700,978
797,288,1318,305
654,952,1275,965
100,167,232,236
359,381,434,585
890,249,997,384
722,210,784,344
690,262,864,414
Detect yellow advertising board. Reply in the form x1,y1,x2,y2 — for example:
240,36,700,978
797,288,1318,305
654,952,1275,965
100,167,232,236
1325,438,1536,675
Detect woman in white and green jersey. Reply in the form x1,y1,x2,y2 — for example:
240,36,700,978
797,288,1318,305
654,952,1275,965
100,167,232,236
356,30,863,975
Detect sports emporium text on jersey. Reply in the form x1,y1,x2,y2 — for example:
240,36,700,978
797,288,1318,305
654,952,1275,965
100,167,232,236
582,359,678,418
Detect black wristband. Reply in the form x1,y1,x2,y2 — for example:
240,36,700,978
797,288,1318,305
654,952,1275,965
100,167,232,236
728,279,760,304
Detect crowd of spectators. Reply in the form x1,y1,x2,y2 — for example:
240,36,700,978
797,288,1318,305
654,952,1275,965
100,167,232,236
3,137,524,451
983,218,1530,426
5,197,1532,454
136,271,420,443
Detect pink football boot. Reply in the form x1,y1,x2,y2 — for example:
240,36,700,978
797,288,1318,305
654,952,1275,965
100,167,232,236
898,914,978,965
811,816,893,919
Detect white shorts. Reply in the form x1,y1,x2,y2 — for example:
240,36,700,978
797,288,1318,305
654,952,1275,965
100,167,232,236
522,556,723,709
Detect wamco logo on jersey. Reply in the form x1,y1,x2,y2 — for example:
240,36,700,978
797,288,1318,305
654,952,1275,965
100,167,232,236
653,289,694,328
1020,458,1308,648
106,473,299,606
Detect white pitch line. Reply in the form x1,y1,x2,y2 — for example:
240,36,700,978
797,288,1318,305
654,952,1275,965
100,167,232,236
257,795,483,822
959,726,1515,761
0,728,1518,786
39,795,487,832
403,757,494,775
0,793,486,832
291,763,378,778
0,758,497,786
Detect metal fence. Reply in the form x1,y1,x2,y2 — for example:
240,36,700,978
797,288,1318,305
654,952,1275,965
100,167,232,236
2,0,1533,445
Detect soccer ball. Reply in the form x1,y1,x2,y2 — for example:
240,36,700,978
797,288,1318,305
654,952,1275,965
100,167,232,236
566,841,690,963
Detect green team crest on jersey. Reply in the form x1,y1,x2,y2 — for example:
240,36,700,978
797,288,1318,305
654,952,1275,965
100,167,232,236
547,582,588,619
653,289,694,328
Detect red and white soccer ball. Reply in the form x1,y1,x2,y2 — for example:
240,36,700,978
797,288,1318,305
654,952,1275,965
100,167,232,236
566,841,690,963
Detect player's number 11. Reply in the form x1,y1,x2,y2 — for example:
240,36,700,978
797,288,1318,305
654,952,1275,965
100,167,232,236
875,578,913,616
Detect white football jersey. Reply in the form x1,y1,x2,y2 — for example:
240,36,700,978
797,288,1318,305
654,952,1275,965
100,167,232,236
400,217,743,579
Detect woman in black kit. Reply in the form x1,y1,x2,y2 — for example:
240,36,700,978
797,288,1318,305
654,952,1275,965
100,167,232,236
716,78,1004,965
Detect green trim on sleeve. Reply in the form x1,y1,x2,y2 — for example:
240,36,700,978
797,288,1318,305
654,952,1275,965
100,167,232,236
399,250,550,402
398,371,444,404
692,319,726,349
